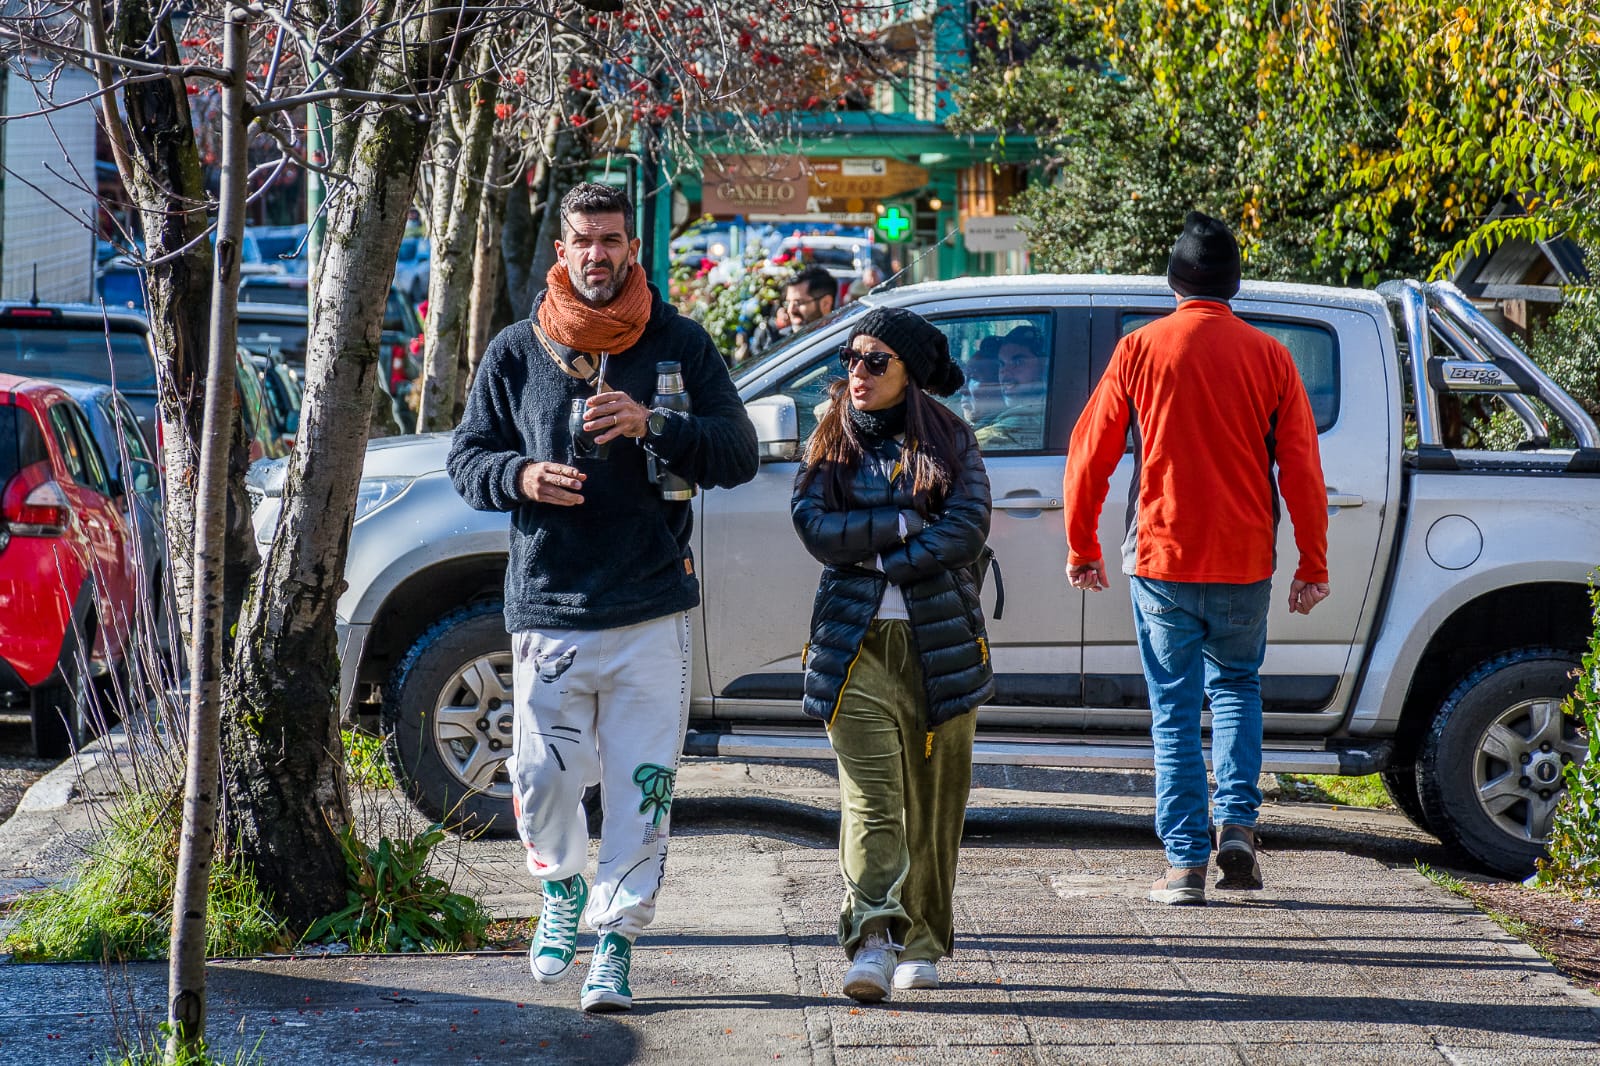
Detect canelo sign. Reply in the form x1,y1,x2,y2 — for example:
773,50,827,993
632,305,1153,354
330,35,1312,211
700,155,809,216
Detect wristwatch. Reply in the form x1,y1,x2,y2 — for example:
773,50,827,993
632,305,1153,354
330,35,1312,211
647,408,669,438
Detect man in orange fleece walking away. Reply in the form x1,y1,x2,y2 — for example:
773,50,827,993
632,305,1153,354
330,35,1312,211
1062,211,1331,906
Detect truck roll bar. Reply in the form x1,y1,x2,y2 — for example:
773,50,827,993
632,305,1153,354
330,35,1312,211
1379,279,1600,466
1427,282,1600,450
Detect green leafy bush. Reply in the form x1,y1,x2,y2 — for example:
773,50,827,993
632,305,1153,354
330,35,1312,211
3,788,288,962
343,728,396,789
303,823,489,952
1535,582,1600,893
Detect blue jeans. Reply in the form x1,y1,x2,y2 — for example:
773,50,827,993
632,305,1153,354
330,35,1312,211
1129,576,1271,869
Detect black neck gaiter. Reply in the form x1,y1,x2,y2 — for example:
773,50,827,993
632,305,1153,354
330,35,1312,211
847,400,907,442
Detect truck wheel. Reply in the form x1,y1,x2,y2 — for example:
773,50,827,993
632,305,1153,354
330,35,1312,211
383,602,517,837
1379,768,1436,835
1416,649,1584,877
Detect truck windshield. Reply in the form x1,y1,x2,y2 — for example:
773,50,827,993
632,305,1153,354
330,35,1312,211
0,328,157,390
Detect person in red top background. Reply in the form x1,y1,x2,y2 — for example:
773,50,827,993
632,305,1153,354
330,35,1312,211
1063,211,1331,906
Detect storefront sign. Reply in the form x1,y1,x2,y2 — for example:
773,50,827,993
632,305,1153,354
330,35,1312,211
811,157,929,201
963,215,1029,253
701,155,808,217
702,155,930,219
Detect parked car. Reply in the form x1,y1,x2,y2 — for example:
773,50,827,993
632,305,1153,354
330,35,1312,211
235,283,423,408
0,374,139,756
393,235,431,305
248,350,303,447
771,235,891,302
247,275,1600,877
234,347,289,461
235,302,309,367
246,224,309,276
0,303,160,447
55,383,167,633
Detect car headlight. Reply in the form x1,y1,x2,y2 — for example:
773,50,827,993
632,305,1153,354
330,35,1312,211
354,476,413,522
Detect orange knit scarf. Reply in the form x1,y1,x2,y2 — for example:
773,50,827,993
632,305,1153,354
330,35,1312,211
537,261,651,354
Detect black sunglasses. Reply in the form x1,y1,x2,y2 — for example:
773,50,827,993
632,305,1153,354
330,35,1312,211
839,347,895,376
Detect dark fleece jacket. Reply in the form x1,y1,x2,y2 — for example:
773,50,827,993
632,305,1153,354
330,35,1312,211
448,283,758,632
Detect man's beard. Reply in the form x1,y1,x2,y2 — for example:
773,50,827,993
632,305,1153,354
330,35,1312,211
570,259,629,305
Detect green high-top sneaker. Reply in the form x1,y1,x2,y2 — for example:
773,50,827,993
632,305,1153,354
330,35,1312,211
580,932,634,1012
529,874,588,983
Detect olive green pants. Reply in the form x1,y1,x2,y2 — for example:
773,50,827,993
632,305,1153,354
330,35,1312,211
827,620,977,963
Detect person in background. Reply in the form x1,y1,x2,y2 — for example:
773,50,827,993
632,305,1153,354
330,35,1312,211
792,307,994,1003
959,335,1006,427
784,265,838,331
1062,210,1330,906
973,326,1048,449
448,181,758,1013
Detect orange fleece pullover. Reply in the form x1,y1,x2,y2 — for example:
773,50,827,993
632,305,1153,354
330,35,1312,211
1064,299,1329,585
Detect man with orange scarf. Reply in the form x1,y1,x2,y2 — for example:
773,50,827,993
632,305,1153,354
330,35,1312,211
449,183,757,1012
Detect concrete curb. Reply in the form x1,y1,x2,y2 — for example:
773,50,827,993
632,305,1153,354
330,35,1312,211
0,728,127,905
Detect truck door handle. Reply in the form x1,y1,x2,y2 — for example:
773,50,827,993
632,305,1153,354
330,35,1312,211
1326,492,1365,509
993,495,1063,510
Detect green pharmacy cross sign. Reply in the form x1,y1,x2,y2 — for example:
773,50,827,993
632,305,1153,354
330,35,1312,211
876,205,911,241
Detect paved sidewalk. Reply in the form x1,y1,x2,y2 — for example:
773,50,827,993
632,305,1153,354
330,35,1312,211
2,745,1599,1063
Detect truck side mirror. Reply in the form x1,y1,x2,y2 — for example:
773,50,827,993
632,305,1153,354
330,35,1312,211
746,395,799,462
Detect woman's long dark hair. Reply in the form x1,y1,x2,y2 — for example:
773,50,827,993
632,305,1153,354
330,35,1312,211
799,375,968,516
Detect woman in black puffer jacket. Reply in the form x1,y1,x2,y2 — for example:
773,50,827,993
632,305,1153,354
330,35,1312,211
791,306,994,1004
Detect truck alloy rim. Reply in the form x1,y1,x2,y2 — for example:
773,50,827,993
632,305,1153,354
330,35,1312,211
431,652,514,796
1472,696,1586,844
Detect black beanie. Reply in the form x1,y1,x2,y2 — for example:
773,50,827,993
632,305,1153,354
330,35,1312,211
1167,210,1241,301
849,307,965,397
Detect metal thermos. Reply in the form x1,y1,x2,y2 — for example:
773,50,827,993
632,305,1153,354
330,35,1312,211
568,397,610,461
649,361,695,501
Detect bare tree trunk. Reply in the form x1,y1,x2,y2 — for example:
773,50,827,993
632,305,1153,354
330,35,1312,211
501,114,558,320
221,100,431,929
461,139,508,412
166,13,246,1058
98,2,260,648
418,58,498,431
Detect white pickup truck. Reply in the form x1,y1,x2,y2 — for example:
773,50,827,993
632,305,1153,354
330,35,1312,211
249,275,1600,877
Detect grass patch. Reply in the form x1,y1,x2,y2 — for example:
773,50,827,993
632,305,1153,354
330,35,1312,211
2,787,289,962
103,1026,265,1066
1275,772,1391,809
342,728,396,789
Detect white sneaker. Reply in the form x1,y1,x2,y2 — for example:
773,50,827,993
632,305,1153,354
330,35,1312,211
842,932,898,1003
893,959,939,989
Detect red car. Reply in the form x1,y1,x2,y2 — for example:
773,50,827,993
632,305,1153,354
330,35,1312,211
0,373,139,756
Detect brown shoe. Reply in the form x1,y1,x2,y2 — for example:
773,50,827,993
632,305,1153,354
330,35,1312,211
1215,824,1264,890
1148,866,1207,905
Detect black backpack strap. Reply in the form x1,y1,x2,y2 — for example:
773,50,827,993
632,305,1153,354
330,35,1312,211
986,547,1005,621
971,544,1004,621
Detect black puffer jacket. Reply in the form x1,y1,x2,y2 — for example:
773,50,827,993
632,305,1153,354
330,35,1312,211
791,425,994,728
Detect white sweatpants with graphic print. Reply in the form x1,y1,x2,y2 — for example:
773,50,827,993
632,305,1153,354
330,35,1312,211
509,611,691,940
